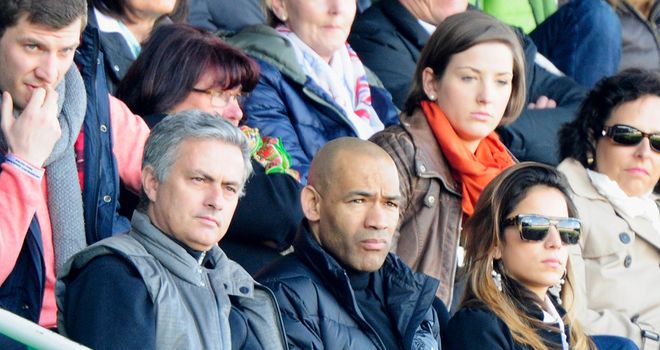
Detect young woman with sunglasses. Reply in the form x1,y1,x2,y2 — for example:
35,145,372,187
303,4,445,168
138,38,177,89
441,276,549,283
557,69,660,347
445,162,596,350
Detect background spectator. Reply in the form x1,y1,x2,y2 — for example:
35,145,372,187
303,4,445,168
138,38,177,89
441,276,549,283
349,0,587,165
608,0,659,73
116,23,303,274
371,11,525,305
85,0,187,93
558,69,660,347
226,0,399,181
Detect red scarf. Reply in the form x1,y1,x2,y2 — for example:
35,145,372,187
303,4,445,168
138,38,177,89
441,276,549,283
422,101,514,216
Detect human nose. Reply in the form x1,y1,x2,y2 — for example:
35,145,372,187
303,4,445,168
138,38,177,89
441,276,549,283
544,225,563,249
205,185,226,211
633,137,654,158
328,0,355,15
221,98,243,126
477,81,494,105
35,53,58,85
364,204,391,231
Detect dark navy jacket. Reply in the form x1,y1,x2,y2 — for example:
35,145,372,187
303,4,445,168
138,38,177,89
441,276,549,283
227,25,400,181
0,20,129,350
257,221,442,350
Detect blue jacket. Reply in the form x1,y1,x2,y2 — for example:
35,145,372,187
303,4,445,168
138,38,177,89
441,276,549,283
227,25,399,181
0,21,128,350
257,221,442,350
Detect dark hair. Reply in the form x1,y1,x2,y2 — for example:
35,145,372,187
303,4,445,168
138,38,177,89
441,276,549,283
461,162,592,350
90,0,188,25
558,68,660,168
0,0,87,36
404,11,526,124
116,23,259,116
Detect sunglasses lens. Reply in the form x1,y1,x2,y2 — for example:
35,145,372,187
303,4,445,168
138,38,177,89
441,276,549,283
557,219,581,245
519,215,551,241
611,126,643,146
650,134,660,152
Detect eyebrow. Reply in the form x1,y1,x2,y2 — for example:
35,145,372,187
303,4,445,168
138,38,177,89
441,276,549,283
17,35,79,51
455,66,513,76
344,190,402,201
192,169,243,187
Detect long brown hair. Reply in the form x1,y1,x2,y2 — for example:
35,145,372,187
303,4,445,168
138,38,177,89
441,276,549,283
461,162,594,350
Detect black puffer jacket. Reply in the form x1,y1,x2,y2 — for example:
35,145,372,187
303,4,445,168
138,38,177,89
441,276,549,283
257,221,441,350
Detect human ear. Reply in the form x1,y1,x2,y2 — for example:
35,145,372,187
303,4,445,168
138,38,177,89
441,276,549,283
142,166,160,203
301,185,321,222
422,67,438,101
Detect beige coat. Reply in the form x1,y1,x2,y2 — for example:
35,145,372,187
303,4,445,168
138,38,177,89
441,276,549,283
558,158,660,348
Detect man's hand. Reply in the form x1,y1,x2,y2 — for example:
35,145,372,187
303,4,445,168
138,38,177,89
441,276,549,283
527,95,557,109
1,89,61,167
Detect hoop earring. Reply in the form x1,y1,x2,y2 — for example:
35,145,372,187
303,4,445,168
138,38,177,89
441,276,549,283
548,271,566,304
491,260,503,292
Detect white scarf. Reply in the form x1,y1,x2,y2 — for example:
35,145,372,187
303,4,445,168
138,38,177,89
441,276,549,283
276,26,384,140
587,169,660,233
542,295,569,350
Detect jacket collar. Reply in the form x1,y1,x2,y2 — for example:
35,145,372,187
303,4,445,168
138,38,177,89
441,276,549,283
130,211,256,297
226,25,308,85
293,220,439,349
400,109,462,195
559,158,660,249
377,0,430,49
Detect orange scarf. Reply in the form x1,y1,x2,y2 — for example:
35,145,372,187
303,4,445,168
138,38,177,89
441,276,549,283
422,100,514,216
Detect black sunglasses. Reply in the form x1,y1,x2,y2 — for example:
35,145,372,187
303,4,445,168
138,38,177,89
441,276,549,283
504,214,581,245
602,124,660,152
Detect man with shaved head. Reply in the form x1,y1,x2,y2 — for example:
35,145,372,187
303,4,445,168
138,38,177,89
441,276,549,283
257,137,443,350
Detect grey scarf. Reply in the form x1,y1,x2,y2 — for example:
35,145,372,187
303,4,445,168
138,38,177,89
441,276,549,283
0,66,87,272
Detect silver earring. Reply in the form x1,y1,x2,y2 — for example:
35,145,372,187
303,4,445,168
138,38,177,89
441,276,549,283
491,261,503,292
548,273,566,304
428,94,436,101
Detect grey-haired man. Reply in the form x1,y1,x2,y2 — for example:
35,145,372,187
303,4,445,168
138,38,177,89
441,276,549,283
56,111,286,350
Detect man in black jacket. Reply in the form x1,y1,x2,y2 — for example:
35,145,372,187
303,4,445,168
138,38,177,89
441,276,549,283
349,0,587,165
257,137,444,350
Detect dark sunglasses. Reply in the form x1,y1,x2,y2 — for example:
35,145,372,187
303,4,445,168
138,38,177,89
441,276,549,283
504,214,581,245
602,124,660,152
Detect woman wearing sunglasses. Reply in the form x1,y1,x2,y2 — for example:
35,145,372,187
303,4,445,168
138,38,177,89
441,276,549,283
445,162,595,349
557,69,660,347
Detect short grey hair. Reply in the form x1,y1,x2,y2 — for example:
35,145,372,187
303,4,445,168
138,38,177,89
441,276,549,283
142,109,253,188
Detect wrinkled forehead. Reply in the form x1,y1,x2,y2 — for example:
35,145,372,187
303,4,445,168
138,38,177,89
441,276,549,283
327,153,400,197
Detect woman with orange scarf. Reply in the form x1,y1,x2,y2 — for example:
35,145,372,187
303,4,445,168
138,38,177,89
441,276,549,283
370,11,526,307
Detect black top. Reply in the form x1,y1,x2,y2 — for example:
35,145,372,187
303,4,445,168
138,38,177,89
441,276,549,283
445,300,570,350
347,269,403,350
257,220,442,350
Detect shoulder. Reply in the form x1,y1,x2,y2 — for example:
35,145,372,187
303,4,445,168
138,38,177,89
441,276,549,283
446,307,514,349
370,123,411,149
351,2,395,37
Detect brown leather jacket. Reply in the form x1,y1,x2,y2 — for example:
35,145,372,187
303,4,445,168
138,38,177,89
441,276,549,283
370,109,462,305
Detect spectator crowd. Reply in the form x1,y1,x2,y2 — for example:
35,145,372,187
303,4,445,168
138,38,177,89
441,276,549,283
0,0,658,349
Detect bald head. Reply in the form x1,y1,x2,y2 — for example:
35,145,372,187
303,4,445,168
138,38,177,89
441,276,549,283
308,137,396,195
302,137,401,272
